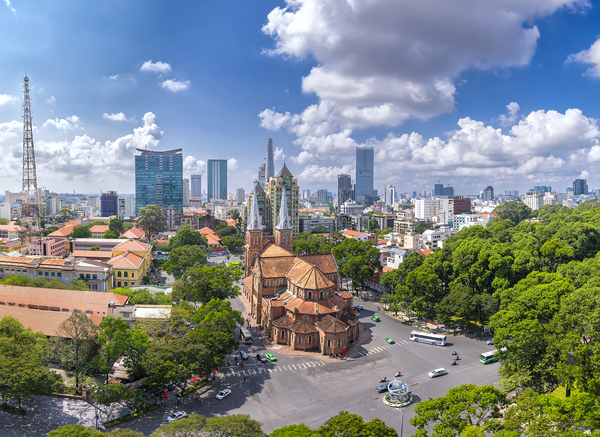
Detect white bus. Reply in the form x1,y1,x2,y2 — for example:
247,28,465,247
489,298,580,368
480,348,506,364
410,330,446,346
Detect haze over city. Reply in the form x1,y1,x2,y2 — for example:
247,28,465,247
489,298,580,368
1,1,600,195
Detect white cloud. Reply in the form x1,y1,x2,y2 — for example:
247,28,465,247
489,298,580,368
498,102,520,126
0,120,22,143
43,116,81,131
184,156,206,175
160,79,190,92
46,95,56,104
3,0,15,12
273,147,284,161
103,112,130,122
567,37,600,77
299,164,354,182
228,158,239,170
0,94,18,106
261,0,589,154
140,60,172,74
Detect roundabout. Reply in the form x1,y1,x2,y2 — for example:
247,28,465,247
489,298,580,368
382,379,413,407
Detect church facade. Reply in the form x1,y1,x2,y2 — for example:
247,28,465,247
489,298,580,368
243,174,360,355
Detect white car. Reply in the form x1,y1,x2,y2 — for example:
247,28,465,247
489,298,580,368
167,411,187,422
216,388,232,400
486,339,494,345
428,368,448,378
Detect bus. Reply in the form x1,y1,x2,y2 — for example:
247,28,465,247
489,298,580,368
240,327,252,344
409,330,446,346
479,348,506,364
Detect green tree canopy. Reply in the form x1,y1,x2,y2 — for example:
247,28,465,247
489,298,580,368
136,205,165,237
172,264,242,303
163,245,208,280
109,217,125,234
71,225,92,238
493,200,532,225
169,226,210,251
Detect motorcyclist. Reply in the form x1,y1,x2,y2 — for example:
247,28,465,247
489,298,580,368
381,376,387,382
452,350,457,355
452,360,457,365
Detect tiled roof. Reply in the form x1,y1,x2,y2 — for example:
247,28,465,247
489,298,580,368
112,239,151,252
243,276,252,290
260,243,295,258
283,297,304,313
90,225,109,233
0,305,100,337
108,251,144,269
382,266,394,273
0,224,23,232
315,315,349,333
205,234,222,246
339,291,352,299
70,250,113,260
296,299,337,315
419,248,432,256
342,229,363,237
258,257,296,278
272,314,294,328
121,227,145,239
199,227,217,236
48,225,76,237
226,219,236,227
287,259,334,290
299,254,337,274
290,319,317,333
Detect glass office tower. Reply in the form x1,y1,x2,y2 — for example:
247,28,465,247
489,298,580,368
207,159,228,201
355,146,374,205
135,148,183,215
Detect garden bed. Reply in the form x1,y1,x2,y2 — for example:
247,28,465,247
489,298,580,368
103,404,159,428
177,380,210,398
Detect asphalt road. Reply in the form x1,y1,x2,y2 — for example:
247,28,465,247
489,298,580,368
119,293,500,436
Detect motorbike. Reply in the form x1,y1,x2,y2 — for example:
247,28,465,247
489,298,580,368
395,372,401,377
380,377,387,383
452,351,457,355
451,361,458,366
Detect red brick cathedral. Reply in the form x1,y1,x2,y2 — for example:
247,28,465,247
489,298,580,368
243,186,360,354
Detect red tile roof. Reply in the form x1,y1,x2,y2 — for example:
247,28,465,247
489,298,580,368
48,225,76,237
90,225,109,233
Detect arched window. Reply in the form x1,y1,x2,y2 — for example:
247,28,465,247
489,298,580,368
124,271,128,278
320,291,324,299
281,331,285,339
308,291,312,299
117,271,122,277
308,336,312,344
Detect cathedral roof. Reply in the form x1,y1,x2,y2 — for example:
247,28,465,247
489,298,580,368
276,163,293,178
290,319,318,334
247,186,263,231
276,189,292,230
299,254,338,275
315,315,349,333
258,256,296,278
272,314,294,328
260,243,295,258
286,258,334,290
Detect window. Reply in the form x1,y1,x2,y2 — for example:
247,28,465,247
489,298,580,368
338,340,341,348
92,274,97,279
118,271,122,277
281,331,285,339
45,272,49,276
308,336,312,344
131,273,134,278
117,282,121,287
51,272,55,277
320,291,324,299
86,274,90,279
327,340,331,347
298,336,302,344
57,273,61,278
38,271,42,276
308,291,312,299
124,271,128,278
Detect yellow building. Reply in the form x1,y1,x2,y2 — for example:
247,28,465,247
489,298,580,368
107,252,145,288
111,240,152,273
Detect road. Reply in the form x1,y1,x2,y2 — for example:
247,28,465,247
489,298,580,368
119,293,499,436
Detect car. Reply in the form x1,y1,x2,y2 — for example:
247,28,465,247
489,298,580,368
239,351,248,360
376,383,388,393
216,389,232,400
354,305,363,311
371,315,380,322
265,353,277,362
385,337,395,344
167,411,187,422
256,353,267,363
486,339,494,345
428,368,448,378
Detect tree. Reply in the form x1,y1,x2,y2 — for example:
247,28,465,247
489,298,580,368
109,217,125,234
368,217,380,233
333,238,381,290
221,235,245,252
0,217,8,225
270,424,318,436
172,264,242,303
103,230,120,239
203,414,266,437
136,205,165,237
56,312,99,388
216,225,237,239
90,245,100,251
48,425,104,437
169,226,210,251
57,208,73,218
150,414,207,437
492,200,532,225
71,225,92,238
410,384,507,437
319,411,397,437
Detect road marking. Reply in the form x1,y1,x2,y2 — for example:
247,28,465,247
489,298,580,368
359,351,367,356
301,363,307,368
292,364,297,370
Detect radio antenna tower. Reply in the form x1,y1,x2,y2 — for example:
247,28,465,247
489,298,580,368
22,71,38,200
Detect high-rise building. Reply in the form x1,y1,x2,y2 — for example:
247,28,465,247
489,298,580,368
442,186,454,196
263,164,300,236
302,189,311,200
524,191,544,210
533,185,551,194
117,196,135,219
266,138,275,182
258,162,266,186
207,159,228,201
483,186,494,202
415,198,438,220
236,188,245,204
356,146,374,205
135,148,183,219
101,191,118,217
87,195,100,210
573,179,588,196
338,174,353,209
183,178,190,206
434,184,443,197
191,174,202,198
384,185,396,206
317,189,328,204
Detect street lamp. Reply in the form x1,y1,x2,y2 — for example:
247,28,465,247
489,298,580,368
396,407,404,437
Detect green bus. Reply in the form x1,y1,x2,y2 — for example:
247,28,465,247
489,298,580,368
479,347,506,364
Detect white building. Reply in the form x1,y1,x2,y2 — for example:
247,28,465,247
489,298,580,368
183,178,190,206
403,232,424,251
415,198,438,220
341,229,370,242
87,195,100,210
387,248,413,269
317,189,328,204
384,185,396,207
0,202,11,220
191,174,202,198
236,188,245,204
117,196,136,219
452,214,486,231
4,191,27,205
524,191,544,211
340,200,365,216
422,229,446,250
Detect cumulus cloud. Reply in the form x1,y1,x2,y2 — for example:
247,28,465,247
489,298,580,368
228,158,239,170
184,156,206,175
498,102,520,126
43,116,81,131
273,147,284,161
103,112,130,122
0,94,18,106
567,37,600,78
299,164,354,182
160,79,190,92
3,0,15,12
0,120,22,143
140,60,172,74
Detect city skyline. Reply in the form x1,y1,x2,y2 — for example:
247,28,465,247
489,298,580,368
1,2,600,195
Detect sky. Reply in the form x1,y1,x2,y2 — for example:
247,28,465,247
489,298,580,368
2,1,600,197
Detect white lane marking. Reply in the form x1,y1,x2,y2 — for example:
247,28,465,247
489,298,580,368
359,351,367,356
292,364,297,370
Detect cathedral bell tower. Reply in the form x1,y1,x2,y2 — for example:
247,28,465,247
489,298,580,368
274,187,293,252
245,187,263,277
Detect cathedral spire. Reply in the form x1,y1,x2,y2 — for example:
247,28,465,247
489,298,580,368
248,187,262,230
276,188,292,230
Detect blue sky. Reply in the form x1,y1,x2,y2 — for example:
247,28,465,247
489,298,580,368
1,0,600,197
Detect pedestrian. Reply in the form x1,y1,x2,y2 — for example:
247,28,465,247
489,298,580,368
241,361,244,367
243,377,247,383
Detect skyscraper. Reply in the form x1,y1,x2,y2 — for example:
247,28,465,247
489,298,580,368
317,189,328,204
236,188,245,203
183,178,190,206
434,184,443,197
483,186,494,202
264,164,300,236
384,185,396,206
337,174,353,208
355,146,374,205
258,163,266,188
266,138,275,182
135,148,183,216
101,191,118,217
191,174,202,198
573,179,588,196
207,159,228,201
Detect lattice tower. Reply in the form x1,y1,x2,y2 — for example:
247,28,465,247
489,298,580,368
22,72,38,199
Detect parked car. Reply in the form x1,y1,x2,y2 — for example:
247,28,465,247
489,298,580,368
167,411,187,422
265,353,277,362
216,389,232,400
376,384,388,393
256,353,267,363
354,305,363,311
239,351,248,360
486,339,494,345
428,368,448,378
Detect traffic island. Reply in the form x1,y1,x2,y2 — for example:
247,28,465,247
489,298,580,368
382,380,413,408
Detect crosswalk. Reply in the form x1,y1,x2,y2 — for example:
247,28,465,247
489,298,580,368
358,339,411,357
223,360,327,377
